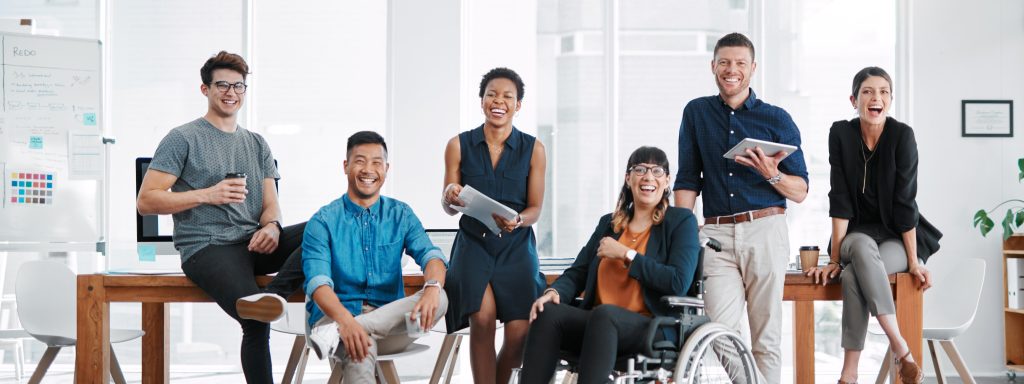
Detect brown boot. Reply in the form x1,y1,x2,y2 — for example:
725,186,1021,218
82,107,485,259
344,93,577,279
895,350,923,384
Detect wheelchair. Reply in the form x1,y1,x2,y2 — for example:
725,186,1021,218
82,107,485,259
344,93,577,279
524,237,762,384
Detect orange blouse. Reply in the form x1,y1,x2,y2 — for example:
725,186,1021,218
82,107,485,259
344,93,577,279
594,225,651,316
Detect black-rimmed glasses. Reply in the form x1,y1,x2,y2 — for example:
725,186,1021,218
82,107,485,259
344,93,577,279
212,81,247,94
628,165,667,177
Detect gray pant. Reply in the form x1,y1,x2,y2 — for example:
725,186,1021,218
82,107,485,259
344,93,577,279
840,232,917,350
311,289,448,381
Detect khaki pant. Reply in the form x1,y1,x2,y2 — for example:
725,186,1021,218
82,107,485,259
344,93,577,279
311,289,448,382
701,214,789,384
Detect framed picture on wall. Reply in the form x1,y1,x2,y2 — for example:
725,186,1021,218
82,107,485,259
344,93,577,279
962,100,1014,137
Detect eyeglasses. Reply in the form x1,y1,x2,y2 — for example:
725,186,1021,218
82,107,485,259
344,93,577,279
628,165,667,177
211,81,248,94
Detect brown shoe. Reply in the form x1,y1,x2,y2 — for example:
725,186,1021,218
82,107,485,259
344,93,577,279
895,351,923,384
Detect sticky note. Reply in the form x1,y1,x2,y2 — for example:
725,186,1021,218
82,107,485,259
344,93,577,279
84,113,97,126
29,136,43,149
137,244,157,262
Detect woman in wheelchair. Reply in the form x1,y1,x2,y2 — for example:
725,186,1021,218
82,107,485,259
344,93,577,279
519,146,701,384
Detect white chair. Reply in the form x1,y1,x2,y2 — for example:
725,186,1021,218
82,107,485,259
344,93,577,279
0,256,29,382
273,304,430,384
16,260,144,384
873,258,986,384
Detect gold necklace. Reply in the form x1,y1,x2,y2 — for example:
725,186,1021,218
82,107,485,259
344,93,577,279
860,141,876,194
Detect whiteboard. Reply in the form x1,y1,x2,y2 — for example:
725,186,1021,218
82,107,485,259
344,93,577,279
0,33,104,244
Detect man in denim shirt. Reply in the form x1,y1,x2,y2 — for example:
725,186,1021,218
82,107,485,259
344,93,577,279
302,131,448,381
673,33,808,384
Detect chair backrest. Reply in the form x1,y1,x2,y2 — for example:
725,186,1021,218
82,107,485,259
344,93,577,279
15,261,75,340
923,258,985,332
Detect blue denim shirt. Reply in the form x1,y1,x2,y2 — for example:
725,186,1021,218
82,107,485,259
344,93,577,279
302,194,447,327
673,89,809,217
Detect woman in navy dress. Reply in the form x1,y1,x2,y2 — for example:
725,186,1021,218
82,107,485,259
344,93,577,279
442,67,546,384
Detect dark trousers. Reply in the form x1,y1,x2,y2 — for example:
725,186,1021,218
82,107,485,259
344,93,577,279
520,303,653,384
181,222,306,384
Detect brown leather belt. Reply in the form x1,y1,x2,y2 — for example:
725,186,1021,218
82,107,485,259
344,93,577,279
705,207,785,225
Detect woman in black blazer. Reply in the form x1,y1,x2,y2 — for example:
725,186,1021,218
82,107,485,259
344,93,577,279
807,67,941,384
518,146,700,384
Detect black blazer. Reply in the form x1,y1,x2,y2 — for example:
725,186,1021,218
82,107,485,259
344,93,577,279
548,206,701,317
828,117,942,262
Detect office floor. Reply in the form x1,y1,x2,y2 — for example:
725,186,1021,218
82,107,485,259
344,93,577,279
0,369,1016,383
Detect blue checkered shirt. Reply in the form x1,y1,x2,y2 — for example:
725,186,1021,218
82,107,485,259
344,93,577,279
673,89,809,218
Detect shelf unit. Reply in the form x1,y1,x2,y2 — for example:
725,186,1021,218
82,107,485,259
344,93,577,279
1004,235,1024,379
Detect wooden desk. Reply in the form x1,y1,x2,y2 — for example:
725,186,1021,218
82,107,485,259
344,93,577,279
783,272,922,384
76,272,919,384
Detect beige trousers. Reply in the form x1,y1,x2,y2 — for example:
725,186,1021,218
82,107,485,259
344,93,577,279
701,214,789,384
311,289,448,382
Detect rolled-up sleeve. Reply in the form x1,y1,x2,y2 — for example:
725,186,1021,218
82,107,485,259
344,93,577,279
776,110,809,184
302,213,335,297
674,102,703,193
402,207,448,270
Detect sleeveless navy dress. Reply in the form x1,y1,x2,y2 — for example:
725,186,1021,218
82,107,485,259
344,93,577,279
445,125,546,333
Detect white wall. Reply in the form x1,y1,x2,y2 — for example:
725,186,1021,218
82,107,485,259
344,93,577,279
911,0,1024,375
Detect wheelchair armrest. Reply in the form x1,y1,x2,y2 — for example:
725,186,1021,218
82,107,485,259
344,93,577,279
661,295,704,309
643,316,679,358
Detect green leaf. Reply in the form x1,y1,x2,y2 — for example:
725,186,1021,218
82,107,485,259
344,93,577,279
1019,157,1024,182
1003,209,1015,240
974,209,995,236
1017,209,1024,228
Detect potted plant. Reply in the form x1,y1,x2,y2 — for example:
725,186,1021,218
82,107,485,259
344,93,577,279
973,158,1024,240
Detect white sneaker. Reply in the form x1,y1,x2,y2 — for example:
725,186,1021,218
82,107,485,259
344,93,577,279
307,322,340,360
236,293,286,322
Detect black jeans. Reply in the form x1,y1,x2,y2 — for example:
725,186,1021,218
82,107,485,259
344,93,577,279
520,303,653,384
181,222,306,384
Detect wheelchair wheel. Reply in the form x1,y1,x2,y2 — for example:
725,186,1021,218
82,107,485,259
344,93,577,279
674,322,760,384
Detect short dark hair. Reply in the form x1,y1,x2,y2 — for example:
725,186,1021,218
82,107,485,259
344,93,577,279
346,131,388,160
478,67,525,101
713,32,756,60
851,66,893,98
200,51,249,85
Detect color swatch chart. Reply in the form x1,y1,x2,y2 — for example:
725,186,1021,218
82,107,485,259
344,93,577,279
9,172,54,205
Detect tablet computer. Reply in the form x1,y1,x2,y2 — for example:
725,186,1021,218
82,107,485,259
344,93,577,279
722,138,798,160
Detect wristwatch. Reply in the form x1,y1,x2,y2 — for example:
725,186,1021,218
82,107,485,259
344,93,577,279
625,250,638,261
263,220,284,233
766,173,783,185
423,279,441,290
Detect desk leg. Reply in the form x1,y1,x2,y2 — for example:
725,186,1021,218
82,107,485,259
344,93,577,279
77,275,110,384
894,274,923,364
794,301,815,384
142,303,170,384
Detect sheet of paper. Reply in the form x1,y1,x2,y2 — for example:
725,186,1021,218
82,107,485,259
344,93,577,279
68,131,103,180
450,184,517,235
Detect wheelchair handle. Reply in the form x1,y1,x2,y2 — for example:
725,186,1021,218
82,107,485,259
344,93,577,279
700,236,722,252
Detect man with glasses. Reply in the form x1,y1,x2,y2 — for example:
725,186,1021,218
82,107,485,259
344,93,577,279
672,33,808,384
137,51,305,384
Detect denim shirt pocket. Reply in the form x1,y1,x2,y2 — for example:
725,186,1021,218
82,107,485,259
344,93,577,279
376,239,403,285
500,169,528,202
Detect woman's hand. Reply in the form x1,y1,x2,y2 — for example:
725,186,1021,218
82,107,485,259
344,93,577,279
493,213,522,233
596,237,630,260
806,263,841,286
909,264,932,290
442,183,465,207
529,289,560,323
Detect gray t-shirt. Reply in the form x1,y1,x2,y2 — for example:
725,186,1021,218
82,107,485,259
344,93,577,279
149,117,280,261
